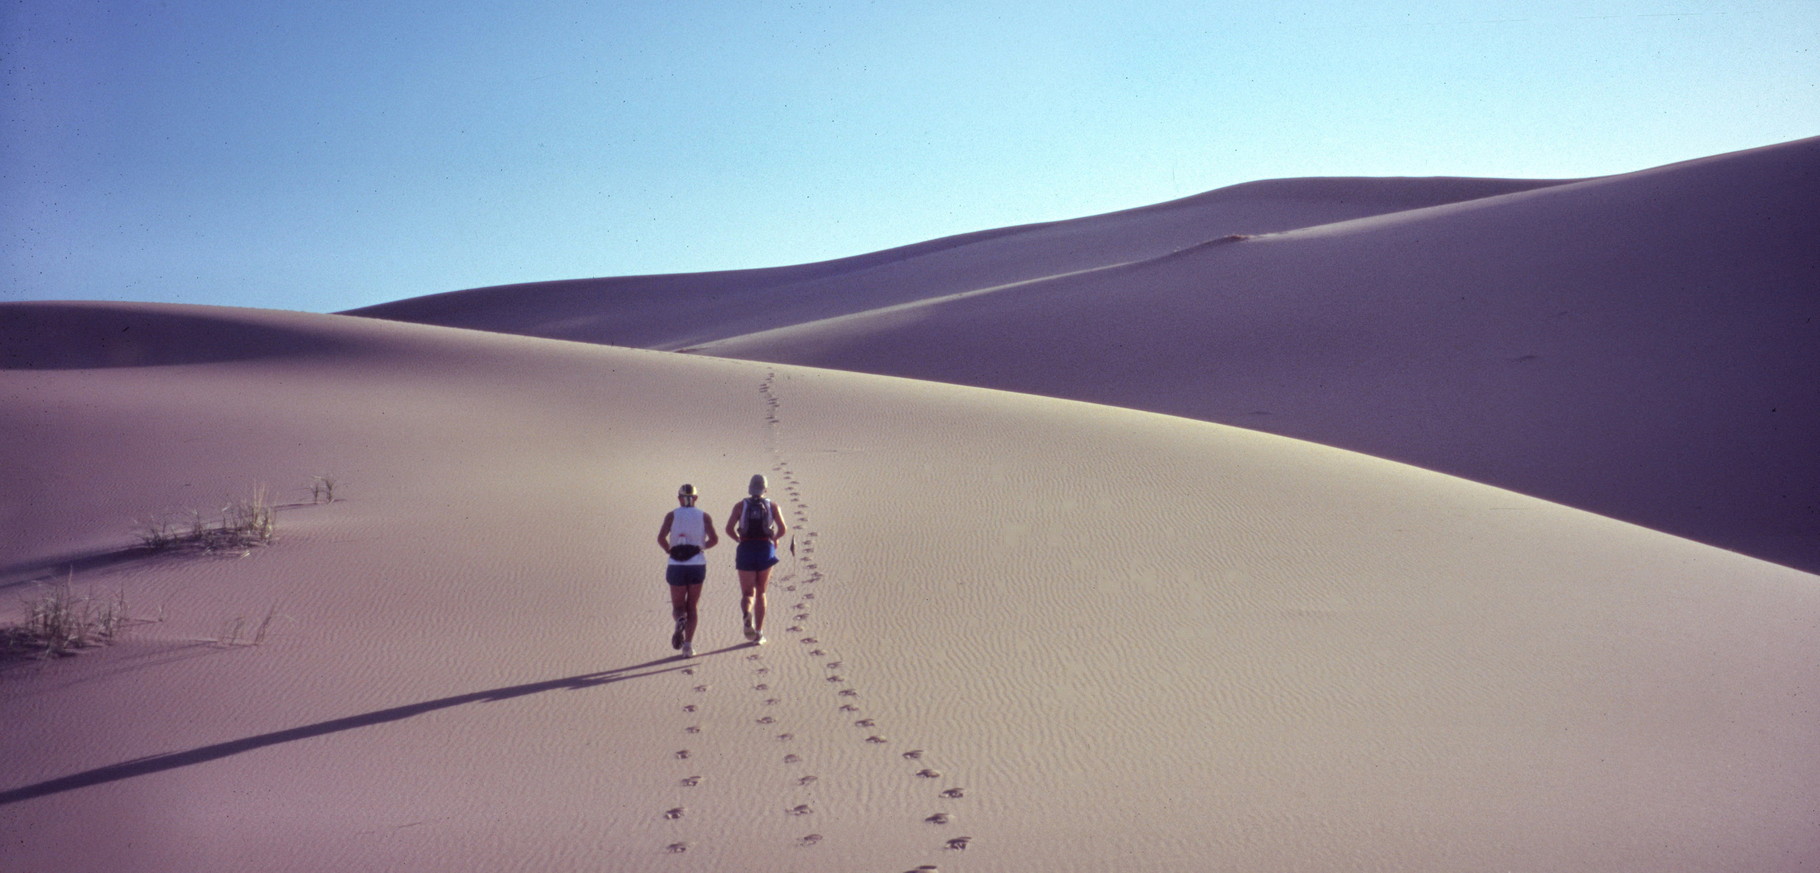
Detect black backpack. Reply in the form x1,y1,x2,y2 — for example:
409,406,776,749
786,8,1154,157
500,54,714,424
739,497,775,540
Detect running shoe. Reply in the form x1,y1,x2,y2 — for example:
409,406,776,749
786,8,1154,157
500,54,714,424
681,641,694,657
743,613,759,642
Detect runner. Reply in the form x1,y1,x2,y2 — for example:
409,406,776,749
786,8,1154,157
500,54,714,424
657,483,718,657
726,474,789,645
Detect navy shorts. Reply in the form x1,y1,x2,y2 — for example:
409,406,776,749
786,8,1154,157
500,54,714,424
735,540,779,572
666,564,707,587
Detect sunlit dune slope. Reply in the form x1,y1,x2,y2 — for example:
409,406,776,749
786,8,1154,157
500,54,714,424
3,302,1815,872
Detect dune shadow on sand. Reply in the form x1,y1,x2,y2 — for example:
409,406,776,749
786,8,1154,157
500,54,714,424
0,657,690,806
0,547,169,592
2,502,328,592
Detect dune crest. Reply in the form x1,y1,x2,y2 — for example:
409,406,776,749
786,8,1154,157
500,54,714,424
343,173,1560,351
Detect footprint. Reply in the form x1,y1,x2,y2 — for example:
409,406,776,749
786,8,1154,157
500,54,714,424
664,807,685,820
777,733,793,741
865,736,889,744
693,685,709,693
810,649,827,656
681,668,695,676
683,705,697,713
925,813,951,824
745,653,763,662
839,689,859,698
764,698,781,706
675,750,690,760
826,675,845,683
754,666,770,674
798,834,824,848
916,769,942,779
795,613,811,622
679,776,701,787
840,704,860,712
787,626,804,633
940,788,965,799
754,684,770,691
665,842,688,854
758,716,776,725
854,718,875,728
787,804,813,816
684,726,700,734
800,637,819,645
904,750,924,760
826,661,842,669
945,837,971,851
798,775,818,786
784,754,802,764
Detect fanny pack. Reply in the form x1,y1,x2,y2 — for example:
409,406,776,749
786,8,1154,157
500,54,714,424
668,544,702,561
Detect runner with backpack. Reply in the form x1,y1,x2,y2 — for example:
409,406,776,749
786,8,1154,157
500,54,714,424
726,473,789,645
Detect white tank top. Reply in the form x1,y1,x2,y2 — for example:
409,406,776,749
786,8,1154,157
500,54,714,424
667,506,708,566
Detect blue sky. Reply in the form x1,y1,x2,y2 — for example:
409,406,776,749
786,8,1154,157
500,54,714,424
4,0,1815,313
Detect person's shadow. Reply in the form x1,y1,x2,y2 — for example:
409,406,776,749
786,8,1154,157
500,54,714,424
0,655,697,805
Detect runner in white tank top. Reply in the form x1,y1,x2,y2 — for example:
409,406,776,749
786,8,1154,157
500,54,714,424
666,506,709,567
658,484,719,656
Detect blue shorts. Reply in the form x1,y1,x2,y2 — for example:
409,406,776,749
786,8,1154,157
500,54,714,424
665,564,707,587
735,540,779,572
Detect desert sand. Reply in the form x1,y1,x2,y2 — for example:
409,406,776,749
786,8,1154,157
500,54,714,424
4,137,1818,872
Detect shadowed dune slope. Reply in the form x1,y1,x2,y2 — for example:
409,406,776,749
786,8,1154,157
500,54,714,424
691,136,1820,572
3,303,1816,872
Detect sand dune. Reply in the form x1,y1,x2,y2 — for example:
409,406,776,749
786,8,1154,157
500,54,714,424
352,137,1820,572
3,302,1817,871
344,175,1566,352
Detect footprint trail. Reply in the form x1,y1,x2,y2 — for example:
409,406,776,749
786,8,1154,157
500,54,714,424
658,371,975,864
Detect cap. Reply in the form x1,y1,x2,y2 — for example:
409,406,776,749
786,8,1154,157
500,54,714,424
678,483,698,497
748,474,768,496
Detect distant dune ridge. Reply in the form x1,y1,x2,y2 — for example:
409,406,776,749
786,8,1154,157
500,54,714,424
351,136,1820,573
3,139,1818,871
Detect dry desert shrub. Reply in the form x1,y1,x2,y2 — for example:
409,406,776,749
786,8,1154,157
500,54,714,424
136,483,279,554
216,604,281,647
2,574,127,658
